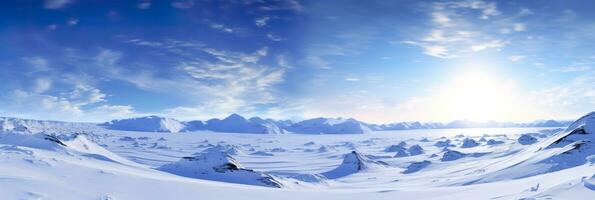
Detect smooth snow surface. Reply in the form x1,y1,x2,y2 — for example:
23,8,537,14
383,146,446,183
0,112,593,199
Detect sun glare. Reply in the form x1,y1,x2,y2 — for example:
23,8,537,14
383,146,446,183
439,70,522,122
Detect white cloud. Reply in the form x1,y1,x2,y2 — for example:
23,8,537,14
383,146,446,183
255,17,270,27
528,76,595,119
404,1,508,58
518,8,533,16
65,84,107,106
137,1,151,9
67,18,79,26
33,78,52,93
127,39,163,47
513,23,526,32
3,84,134,122
171,0,194,9
266,33,284,42
259,0,303,12
470,40,504,52
432,12,451,26
209,23,234,33
509,55,525,62
22,56,50,72
48,24,58,30
440,0,501,19
423,45,452,58
559,66,592,73
345,77,360,82
43,0,72,9
87,105,136,120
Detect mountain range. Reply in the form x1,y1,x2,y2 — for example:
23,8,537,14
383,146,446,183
1,114,573,134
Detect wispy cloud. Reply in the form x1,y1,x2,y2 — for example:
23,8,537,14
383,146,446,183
403,0,512,58
67,18,79,26
559,66,592,73
255,17,270,27
209,22,235,34
43,0,73,9
137,1,151,9
171,0,194,9
509,55,525,62
266,33,284,42
259,0,303,12
529,76,595,118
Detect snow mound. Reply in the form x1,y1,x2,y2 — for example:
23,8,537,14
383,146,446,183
321,151,387,179
486,139,504,145
434,139,451,147
384,144,406,152
198,144,245,156
441,150,466,161
304,141,316,146
518,134,538,145
403,160,431,174
287,118,371,134
101,116,184,133
461,138,479,148
394,149,409,157
158,147,283,188
250,151,274,156
407,144,424,156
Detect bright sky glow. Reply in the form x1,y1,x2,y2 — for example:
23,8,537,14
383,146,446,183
1,0,594,123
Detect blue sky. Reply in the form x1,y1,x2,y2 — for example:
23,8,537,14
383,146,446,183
1,0,594,123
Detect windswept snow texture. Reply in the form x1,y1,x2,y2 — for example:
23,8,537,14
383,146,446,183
0,112,593,199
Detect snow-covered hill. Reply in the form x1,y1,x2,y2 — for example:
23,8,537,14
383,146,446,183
158,146,284,187
100,116,185,133
286,118,371,134
204,114,286,134
321,151,388,179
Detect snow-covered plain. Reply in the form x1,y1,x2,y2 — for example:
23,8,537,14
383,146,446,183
0,113,594,199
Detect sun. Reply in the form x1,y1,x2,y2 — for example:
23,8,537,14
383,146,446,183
439,70,522,122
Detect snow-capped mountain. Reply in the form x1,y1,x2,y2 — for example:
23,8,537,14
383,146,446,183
100,116,185,133
203,114,286,134
0,117,98,134
158,146,284,188
373,119,572,130
286,118,371,134
0,114,577,135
